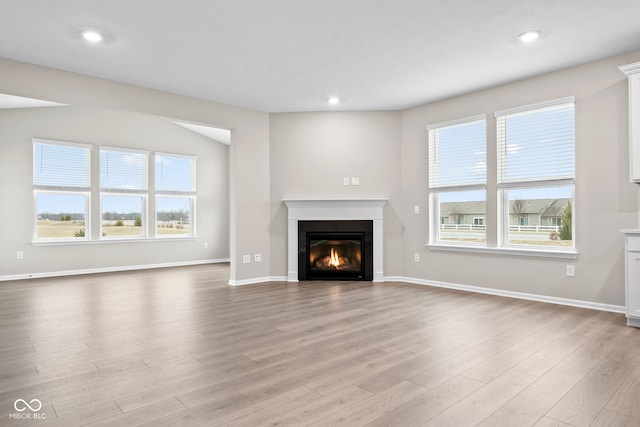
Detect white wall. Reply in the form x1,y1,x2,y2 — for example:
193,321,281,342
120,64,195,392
0,58,270,282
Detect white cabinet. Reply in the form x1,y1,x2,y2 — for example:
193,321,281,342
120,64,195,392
620,62,640,182
624,231,640,327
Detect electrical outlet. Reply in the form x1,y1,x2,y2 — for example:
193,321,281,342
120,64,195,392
351,176,360,186
17,251,24,260
414,205,420,214
242,255,251,264
414,253,420,262
566,265,575,277
254,253,262,263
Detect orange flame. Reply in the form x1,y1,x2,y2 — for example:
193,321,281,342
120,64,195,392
329,248,340,267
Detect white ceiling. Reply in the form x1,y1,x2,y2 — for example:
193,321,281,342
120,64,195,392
1,0,640,113
0,93,65,109
173,121,231,145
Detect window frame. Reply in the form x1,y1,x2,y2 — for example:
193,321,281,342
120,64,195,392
154,152,197,238
495,97,575,252
99,146,149,240
32,139,92,242
427,114,487,246
32,140,199,245
427,97,577,259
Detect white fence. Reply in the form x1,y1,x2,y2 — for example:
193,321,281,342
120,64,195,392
440,224,559,232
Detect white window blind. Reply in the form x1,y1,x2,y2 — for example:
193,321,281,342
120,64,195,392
497,99,575,185
100,148,148,192
33,140,91,189
428,116,486,190
156,154,195,193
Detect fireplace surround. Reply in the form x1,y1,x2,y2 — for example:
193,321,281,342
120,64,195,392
284,199,386,282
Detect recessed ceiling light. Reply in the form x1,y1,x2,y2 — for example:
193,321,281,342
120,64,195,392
327,96,340,105
82,30,103,43
518,30,541,43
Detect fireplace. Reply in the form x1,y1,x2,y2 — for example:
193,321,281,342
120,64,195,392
298,220,373,281
284,199,386,282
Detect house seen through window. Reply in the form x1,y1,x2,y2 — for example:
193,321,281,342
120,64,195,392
497,98,575,249
428,97,575,252
428,116,487,244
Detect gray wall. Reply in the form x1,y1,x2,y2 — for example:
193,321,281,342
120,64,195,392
3,48,640,307
0,106,228,276
0,58,270,282
269,111,404,277
399,50,640,306
269,50,640,306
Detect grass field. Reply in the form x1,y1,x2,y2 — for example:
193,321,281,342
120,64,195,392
37,220,190,238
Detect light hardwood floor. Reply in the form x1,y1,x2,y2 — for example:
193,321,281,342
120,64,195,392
1,264,639,426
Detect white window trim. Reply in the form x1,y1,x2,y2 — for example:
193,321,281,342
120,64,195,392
496,97,575,252
33,139,92,242
99,146,149,194
99,147,150,240
427,115,487,246
155,152,197,195
427,243,578,259
155,195,196,238
494,96,575,118
498,184,575,251
99,193,149,240
33,190,91,242
426,114,487,132
427,97,577,257
155,152,197,238
32,139,199,244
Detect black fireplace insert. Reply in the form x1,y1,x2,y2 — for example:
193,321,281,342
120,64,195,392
298,220,373,281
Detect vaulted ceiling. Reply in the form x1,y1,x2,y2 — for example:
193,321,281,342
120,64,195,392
1,0,640,112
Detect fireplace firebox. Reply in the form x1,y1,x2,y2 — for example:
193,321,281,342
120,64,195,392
298,220,373,281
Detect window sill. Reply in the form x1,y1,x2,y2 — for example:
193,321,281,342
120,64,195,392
427,243,578,259
32,236,198,246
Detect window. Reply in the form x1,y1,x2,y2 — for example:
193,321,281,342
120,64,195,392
100,148,148,238
496,97,575,249
33,140,91,240
428,115,486,244
32,141,197,243
155,153,196,237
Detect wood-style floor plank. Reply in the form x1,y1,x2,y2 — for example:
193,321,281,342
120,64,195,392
0,263,637,426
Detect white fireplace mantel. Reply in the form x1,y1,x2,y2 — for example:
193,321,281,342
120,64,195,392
284,199,386,282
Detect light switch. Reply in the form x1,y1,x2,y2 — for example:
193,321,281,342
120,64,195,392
343,177,350,186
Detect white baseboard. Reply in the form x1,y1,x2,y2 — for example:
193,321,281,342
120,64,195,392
385,275,625,314
228,276,288,286
0,259,230,282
